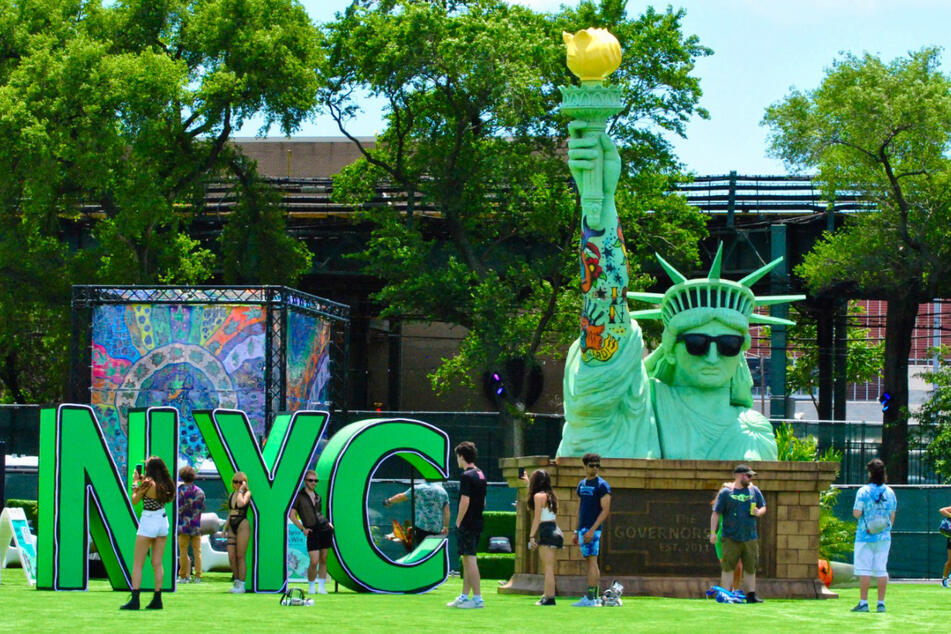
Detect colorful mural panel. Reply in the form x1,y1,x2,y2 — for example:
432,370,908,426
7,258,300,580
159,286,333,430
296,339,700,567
285,308,332,412
91,304,266,466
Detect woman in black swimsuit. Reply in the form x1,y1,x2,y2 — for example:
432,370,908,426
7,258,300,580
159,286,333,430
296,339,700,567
227,471,251,593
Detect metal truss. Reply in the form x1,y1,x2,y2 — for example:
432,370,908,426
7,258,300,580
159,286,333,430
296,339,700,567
70,285,351,430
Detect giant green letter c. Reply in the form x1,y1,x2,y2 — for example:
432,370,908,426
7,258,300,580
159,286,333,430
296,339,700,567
319,419,449,593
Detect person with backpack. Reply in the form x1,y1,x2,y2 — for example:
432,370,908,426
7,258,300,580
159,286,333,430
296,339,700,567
851,458,897,613
938,503,951,587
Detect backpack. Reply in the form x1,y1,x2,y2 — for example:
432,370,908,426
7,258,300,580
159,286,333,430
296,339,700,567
863,487,890,535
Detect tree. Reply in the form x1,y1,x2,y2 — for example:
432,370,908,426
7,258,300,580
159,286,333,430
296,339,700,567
913,346,951,482
785,302,885,413
321,0,709,455
0,0,321,402
763,48,951,481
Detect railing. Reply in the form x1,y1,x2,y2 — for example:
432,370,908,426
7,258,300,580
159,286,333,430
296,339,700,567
777,419,942,484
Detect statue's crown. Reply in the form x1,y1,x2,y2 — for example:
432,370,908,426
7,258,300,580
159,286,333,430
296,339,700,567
627,244,804,327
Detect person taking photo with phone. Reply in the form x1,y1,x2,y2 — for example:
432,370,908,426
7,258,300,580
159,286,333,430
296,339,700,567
121,456,174,610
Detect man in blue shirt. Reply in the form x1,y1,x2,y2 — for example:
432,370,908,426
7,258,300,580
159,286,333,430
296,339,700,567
851,458,897,613
572,453,611,607
710,464,767,603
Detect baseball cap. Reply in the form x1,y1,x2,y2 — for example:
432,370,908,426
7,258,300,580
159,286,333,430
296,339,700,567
734,464,757,476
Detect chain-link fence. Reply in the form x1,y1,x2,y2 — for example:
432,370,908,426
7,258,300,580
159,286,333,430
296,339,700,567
3,406,947,484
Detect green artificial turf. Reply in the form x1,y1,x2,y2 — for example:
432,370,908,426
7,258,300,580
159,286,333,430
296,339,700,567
0,572,944,633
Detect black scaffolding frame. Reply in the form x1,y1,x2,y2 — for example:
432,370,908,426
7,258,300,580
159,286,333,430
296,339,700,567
70,286,350,433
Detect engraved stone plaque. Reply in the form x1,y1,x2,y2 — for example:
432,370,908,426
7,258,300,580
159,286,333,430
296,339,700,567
600,489,773,576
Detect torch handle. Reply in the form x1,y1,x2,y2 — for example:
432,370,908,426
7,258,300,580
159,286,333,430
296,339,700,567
577,120,607,230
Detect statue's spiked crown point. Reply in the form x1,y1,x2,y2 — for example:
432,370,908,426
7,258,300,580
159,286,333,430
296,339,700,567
628,244,805,327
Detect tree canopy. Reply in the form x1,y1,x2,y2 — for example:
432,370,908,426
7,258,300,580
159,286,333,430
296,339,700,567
322,0,710,453
914,346,951,482
763,48,951,481
0,0,320,402
785,302,885,414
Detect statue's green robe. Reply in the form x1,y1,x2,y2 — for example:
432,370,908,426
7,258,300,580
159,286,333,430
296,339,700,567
558,321,778,460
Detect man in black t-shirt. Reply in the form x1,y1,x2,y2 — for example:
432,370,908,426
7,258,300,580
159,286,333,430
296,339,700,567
289,469,334,595
446,441,487,609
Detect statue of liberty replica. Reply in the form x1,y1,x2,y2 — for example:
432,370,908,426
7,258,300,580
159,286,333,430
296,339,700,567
557,30,802,461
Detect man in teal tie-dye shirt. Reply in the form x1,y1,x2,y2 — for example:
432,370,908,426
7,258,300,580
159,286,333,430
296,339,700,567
851,458,898,613
384,481,450,546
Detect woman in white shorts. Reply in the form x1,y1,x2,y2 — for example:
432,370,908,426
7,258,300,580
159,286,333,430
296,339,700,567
121,456,175,611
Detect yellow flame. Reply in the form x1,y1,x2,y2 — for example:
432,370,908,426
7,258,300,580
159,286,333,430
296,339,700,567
563,28,622,81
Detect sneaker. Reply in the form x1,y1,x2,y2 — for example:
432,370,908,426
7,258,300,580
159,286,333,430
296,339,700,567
178,577,190,584
876,603,886,613
942,577,950,588
446,595,468,608
458,597,485,609
572,596,600,607
535,596,556,606
317,586,328,595
228,581,245,594
745,592,764,604
192,577,201,584
851,603,869,612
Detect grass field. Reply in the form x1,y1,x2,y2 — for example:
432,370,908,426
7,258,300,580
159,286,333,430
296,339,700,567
0,572,944,633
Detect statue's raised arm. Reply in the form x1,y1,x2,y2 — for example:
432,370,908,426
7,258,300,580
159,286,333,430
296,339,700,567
558,120,659,458
556,29,660,458
556,29,803,461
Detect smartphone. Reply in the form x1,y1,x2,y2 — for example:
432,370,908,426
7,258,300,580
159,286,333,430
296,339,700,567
135,463,144,478
518,467,525,479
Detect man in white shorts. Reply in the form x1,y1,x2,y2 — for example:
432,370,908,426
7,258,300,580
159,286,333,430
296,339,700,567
851,458,897,613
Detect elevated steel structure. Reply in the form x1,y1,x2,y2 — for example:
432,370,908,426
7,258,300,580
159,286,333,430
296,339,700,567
63,173,869,415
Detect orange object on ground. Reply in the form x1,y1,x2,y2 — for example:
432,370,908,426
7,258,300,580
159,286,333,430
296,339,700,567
818,559,832,587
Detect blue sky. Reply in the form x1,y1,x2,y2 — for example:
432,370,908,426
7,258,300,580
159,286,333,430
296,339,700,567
238,0,951,176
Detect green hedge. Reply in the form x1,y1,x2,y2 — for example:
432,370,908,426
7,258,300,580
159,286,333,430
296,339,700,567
471,553,515,580
6,499,38,528
477,511,515,552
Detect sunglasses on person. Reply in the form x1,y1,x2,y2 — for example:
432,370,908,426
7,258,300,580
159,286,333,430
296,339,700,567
232,479,245,485
586,462,601,469
676,333,743,357
305,478,318,483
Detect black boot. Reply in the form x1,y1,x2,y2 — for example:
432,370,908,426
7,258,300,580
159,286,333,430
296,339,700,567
746,591,764,604
120,589,140,610
146,591,163,610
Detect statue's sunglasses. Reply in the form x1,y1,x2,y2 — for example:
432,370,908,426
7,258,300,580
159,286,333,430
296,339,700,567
675,333,744,357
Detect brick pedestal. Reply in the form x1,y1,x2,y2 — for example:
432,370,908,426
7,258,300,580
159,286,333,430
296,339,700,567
499,457,839,599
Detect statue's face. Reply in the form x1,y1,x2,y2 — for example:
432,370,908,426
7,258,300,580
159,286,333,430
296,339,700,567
671,321,745,390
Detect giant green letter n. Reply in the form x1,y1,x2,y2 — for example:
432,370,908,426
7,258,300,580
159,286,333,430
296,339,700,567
37,405,179,590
